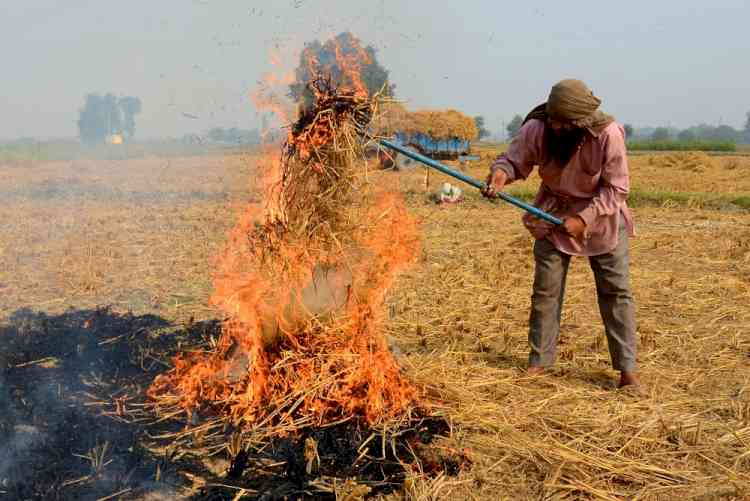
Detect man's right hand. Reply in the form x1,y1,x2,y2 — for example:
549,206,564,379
481,168,508,199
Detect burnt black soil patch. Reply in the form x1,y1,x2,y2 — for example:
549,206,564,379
0,308,469,500
0,307,218,500
192,416,470,501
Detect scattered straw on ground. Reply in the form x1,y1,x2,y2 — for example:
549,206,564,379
2,144,750,499
380,186,750,498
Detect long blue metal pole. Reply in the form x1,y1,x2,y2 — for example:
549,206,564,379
379,139,563,226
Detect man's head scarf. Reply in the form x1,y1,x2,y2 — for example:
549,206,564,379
523,79,614,135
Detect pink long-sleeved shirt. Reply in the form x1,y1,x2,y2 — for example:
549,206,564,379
491,118,634,256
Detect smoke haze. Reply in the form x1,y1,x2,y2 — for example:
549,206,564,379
2,0,749,140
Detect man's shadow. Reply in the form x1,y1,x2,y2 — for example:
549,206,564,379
0,306,222,500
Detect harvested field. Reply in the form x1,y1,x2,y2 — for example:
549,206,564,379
472,143,750,195
0,154,258,321
1,148,749,499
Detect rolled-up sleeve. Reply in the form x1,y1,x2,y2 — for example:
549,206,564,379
490,119,544,183
577,126,630,227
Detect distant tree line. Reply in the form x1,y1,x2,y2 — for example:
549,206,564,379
77,93,142,145
630,122,747,143
623,111,750,144
503,111,750,144
205,127,260,145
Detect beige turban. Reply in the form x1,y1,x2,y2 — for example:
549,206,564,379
523,79,614,135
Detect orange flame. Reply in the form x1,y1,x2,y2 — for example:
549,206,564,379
332,37,371,99
149,39,418,430
298,33,374,100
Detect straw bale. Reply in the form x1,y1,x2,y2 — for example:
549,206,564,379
374,102,479,141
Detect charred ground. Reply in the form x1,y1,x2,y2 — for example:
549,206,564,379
0,306,462,500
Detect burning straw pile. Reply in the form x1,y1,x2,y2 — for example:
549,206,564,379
148,77,422,434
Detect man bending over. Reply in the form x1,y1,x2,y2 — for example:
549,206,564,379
483,79,640,389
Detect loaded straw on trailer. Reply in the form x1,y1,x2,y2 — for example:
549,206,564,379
373,103,480,170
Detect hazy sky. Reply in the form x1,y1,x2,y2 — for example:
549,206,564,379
3,0,749,139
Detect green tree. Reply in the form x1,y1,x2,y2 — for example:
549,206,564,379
207,127,260,144
118,96,142,139
686,123,738,142
289,32,393,104
691,124,714,140
744,112,750,143
709,125,740,142
77,93,141,145
623,124,634,139
651,127,670,141
474,116,491,139
678,129,696,141
506,114,524,139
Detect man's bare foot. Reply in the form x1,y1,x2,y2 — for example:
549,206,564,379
618,371,641,389
527,366,545,376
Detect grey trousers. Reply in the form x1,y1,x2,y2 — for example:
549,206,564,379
528,225,637,372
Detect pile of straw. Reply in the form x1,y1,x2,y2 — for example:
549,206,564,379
648,151,716,172
148,77,422,436
374,102,479,141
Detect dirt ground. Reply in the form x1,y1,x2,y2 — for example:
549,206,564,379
1,150,749,500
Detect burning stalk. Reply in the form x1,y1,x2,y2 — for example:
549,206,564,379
148,74,421,434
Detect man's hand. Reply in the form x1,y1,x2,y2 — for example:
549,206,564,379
481,168,508,199
524,218,555,239
561,216,587,239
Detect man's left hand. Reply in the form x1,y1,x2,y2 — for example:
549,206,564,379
561,216,587,239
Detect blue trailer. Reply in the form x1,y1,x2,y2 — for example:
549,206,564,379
378,132,478,170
